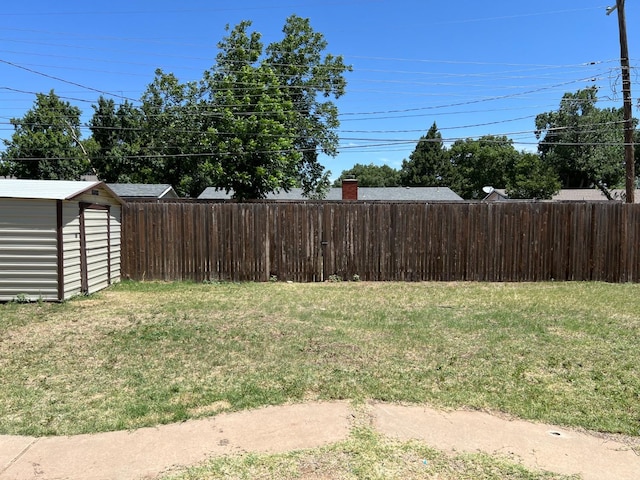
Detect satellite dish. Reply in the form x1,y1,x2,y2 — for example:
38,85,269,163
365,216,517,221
482,186,494,194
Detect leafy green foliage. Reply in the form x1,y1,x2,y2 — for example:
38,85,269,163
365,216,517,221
86,16,350,199
333,163,401,187
89,97,145,183
400,125,561,199
139,71,216,197
199,22,301,200
400,122,451,187
447,135,519,199
266,15,352,198
400,88,640,200
3,17,350,200
2,90,90,179
505,152,561,199
535,87,630,198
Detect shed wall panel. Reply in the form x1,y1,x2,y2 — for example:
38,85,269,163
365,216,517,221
62,202,82,300
0,199,58,301
83,208,110,294
109,206,121,284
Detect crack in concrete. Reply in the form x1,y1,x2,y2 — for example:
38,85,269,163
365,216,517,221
0,438,38,476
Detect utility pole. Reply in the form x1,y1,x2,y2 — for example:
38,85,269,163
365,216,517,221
607,0,635,203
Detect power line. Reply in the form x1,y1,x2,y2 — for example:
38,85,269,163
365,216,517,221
0,5,607,43
1,117,628,154
424,5,611,26
1,66,609,121
0,59,139,103
339,77,609,120
0,41,619,78
0,3,636,167
0,1,380,17
4,137,632,163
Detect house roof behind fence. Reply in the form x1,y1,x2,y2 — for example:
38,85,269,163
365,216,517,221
552,189,640,202
198,186,463,201
0,179,121,201
484,188,640,203
357,187,462,201
108,183,178,198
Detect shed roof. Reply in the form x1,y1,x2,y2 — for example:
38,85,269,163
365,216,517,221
0,179,122,202
198,186,463,201
107,183,178,198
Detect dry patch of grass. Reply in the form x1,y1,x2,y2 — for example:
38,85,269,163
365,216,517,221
187,400,232,417
162,427,578,480
1,280,639,437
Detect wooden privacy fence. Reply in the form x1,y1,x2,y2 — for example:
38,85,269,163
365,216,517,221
121,201,640,283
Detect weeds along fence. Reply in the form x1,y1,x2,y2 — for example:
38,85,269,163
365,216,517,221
121,201,640,283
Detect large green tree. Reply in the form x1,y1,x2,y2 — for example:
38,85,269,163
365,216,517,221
84,16,350,199
90,74,216,197
265,15,352,198
504,152,561,199
333,163,401,187
400,122,450,187
399,126,560,199
89,97,145,183
200,21,301,200
2,90,90,179
446,135,517,199
139,70,214,197
535,87,629,199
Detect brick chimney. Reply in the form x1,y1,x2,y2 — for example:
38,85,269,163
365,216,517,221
342,178,358,200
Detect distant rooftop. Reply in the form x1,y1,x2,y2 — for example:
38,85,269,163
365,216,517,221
107,183,178,199
485,188,640,203
552,189,640,202
198,186,463,201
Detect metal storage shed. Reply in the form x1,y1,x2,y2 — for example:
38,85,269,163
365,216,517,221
0,179,124,301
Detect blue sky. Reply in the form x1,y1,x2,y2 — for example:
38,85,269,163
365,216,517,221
1,0,637,181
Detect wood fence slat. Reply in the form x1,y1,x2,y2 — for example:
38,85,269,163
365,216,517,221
120,201,640,284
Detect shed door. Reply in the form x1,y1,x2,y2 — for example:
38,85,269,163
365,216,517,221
80,204,111,295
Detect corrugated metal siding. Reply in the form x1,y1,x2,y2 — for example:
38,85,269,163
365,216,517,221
110,206,121,284
84,208,110,294
62,202,82,300
0,199,58,301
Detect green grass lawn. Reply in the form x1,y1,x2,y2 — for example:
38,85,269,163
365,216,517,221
0,281,638,437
